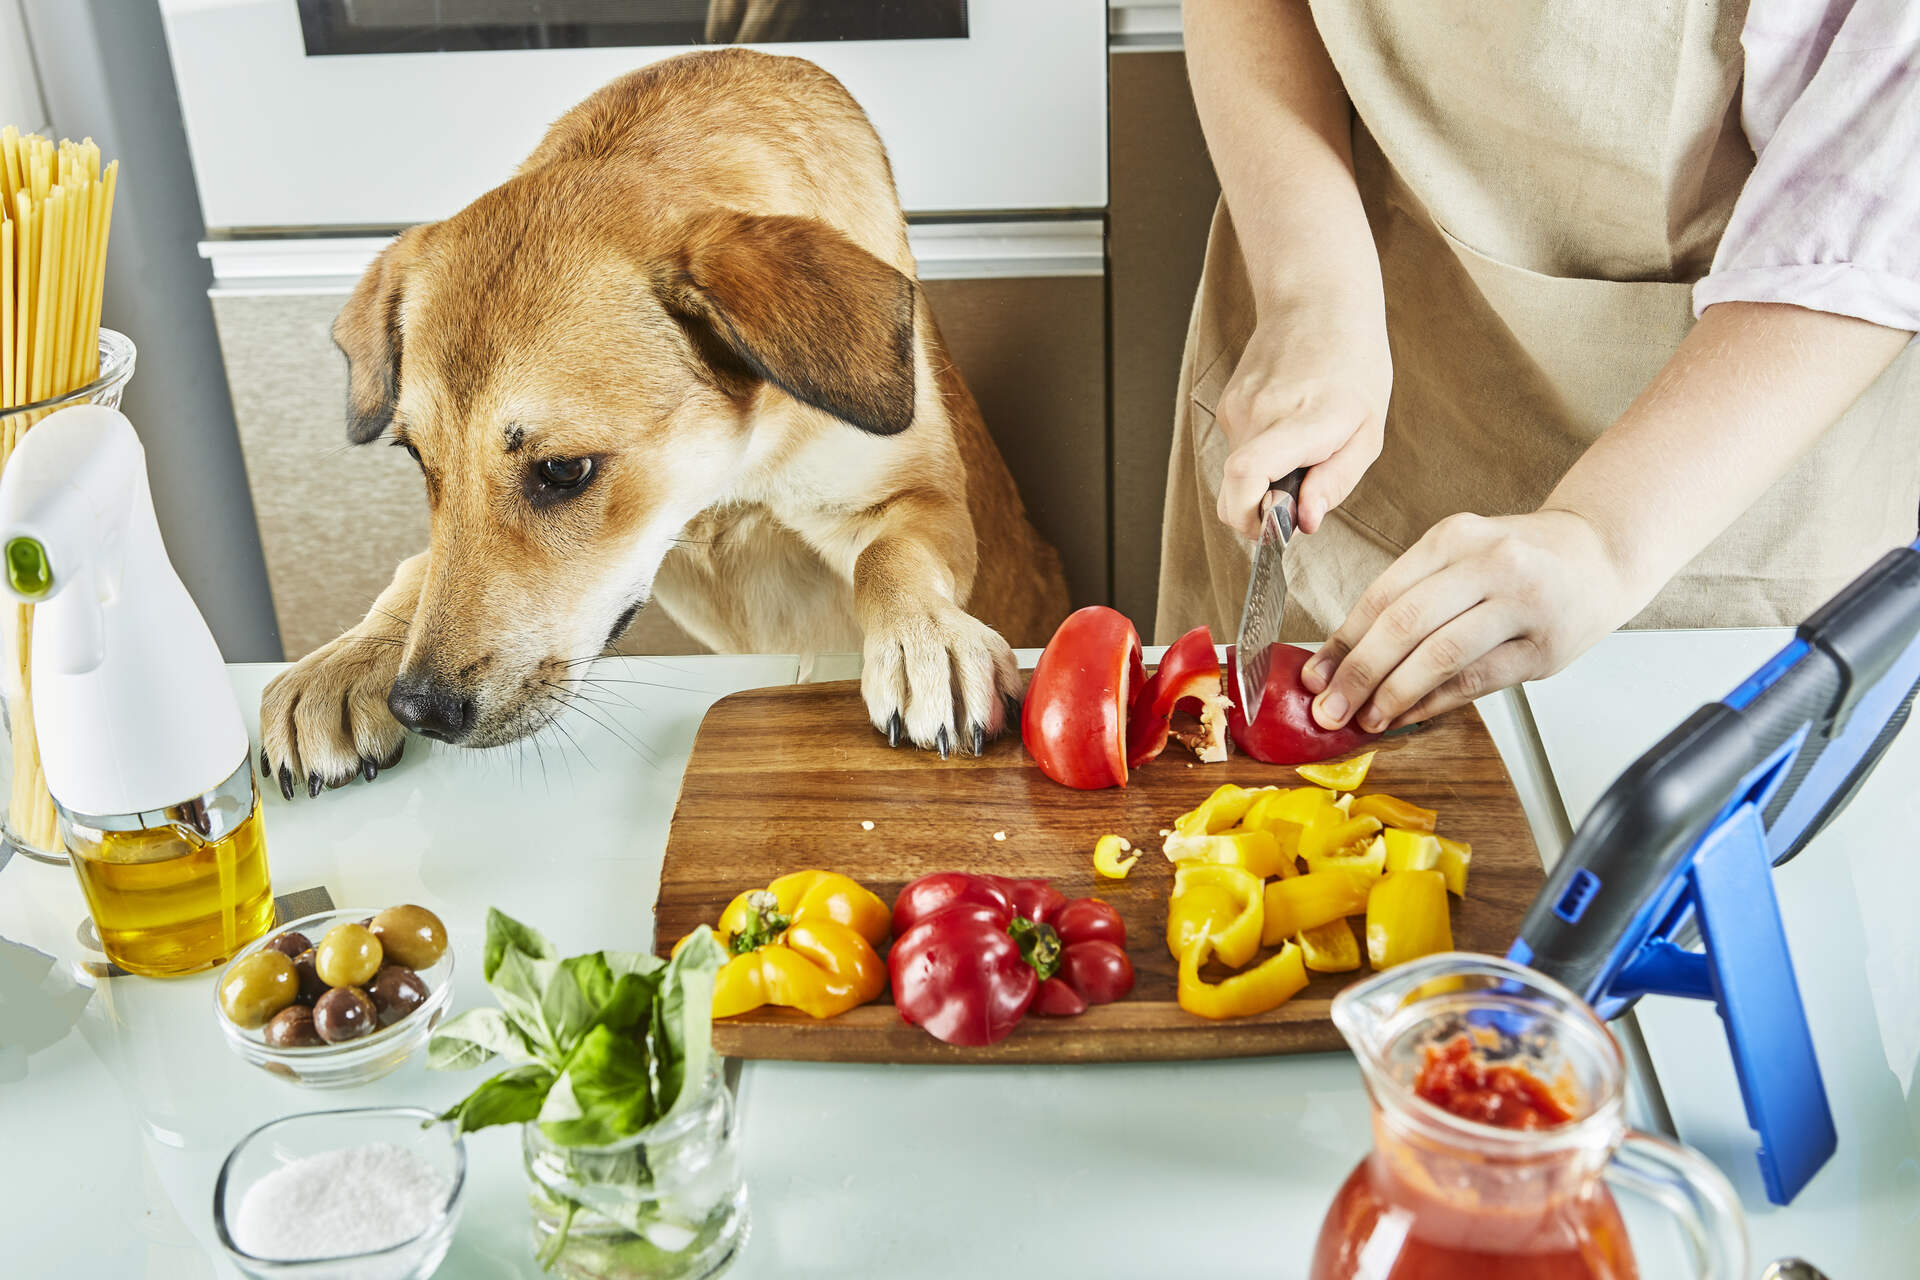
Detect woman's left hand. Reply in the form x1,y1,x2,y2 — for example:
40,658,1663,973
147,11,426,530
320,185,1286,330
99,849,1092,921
1300,509,1649,732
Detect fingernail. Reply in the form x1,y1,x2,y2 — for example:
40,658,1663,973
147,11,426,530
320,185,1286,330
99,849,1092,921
1303,657,1332,691
971,723,986,757
1315,691,1348,729
362,757,379,783
277,765,294,802
936,725,951,760
1359,706,1388,734
307,772,322,799
887,713,903,748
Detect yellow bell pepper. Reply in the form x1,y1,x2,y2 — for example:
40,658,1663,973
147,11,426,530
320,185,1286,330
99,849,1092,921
1349,793,1437,833
1297,918,1361,973
1382,828,1442,873
1295,750,1376,791
1304,832,1387,880
1365,869,1453,970
1261,868,1375,944
1437,837,1473,897
1177,936,1309,1019
1175,784,1265,836
1165,864,1264,969
1163,828,1291,879
1299,814,1384,863
1093,834,1139,879
706,871,890,1019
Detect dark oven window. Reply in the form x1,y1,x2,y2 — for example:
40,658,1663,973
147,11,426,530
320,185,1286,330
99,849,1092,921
297,1,969,56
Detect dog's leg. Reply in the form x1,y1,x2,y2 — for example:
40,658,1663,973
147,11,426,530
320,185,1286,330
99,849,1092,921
259,554,423,799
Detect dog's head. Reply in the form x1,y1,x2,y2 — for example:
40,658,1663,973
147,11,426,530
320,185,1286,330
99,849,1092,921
334,172,916,746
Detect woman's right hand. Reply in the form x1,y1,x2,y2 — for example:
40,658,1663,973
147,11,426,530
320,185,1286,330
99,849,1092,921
1214,308,1392,541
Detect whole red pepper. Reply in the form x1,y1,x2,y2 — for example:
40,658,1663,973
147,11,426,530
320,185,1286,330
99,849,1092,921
1226,643,1379,765
890,873,1134,1046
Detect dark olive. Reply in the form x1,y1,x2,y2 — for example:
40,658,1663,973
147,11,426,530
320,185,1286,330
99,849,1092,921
264,1005,323,1048
262,930,310,960
315,923,383,988
219,951,299,1028
292,948,328,1006
367,965,429,1027
369,905,448,971
312,986,378,1044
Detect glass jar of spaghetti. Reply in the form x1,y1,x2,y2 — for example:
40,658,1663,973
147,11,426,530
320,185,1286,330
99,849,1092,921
0,327,135,865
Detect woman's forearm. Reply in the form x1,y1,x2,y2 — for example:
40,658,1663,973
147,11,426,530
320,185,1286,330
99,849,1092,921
1546,302,1913,601
1184,0,1382,327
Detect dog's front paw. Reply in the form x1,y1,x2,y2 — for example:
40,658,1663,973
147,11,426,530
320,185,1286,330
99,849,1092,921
860,604,1022,757
259,628,409,800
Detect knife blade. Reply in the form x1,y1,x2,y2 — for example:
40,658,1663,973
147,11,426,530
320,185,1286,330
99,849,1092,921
1234,468,1305,720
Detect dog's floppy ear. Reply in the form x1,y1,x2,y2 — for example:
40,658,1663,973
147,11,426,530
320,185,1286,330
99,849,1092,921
334,227,427,444
657,211,917,436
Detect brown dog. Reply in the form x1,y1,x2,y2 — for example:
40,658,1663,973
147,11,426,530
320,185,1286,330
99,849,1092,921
258,49,1068,796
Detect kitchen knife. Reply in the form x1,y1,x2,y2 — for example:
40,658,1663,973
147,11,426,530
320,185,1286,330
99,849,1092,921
1234,469,1305,719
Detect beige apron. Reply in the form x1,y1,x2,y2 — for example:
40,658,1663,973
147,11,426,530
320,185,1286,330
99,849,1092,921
1157,0,1920,644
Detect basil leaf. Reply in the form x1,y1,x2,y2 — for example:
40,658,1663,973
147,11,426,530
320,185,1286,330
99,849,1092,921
483,908,555,982
538,1024,657,1147
440,1063,554,1136
428,1007,536,1071
655,926,724,1116
605,950,666,982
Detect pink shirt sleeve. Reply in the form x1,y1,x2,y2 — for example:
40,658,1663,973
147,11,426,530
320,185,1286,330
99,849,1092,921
1693,0,1920,333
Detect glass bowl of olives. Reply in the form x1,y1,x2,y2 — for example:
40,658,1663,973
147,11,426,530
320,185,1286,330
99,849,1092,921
214,905,453,1088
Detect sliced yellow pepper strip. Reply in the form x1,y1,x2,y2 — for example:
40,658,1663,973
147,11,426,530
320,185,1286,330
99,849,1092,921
1093,834,1140,879
1437,837,1473,897
1166,864,1264,969
1297,918,1361,973
1382,828,1442,873
1348,793,1437,833
1304,833,1387,880
1261,868,1375,945
1177,936,1309,1019
1295,750,1376,791
1299,814,1384,862
1249,786,1339,830
1365,869,1453,971
712,918,887,1019
1163,828,1290,879
1175,784,1265,836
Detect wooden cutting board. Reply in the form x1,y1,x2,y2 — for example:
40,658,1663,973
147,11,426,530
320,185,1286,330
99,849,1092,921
656,679,1543,1064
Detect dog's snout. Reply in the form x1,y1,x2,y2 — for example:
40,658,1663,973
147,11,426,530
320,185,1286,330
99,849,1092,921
388,674,475,743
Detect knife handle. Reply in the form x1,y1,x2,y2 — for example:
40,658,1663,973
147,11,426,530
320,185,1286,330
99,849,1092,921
1261,468,1306,525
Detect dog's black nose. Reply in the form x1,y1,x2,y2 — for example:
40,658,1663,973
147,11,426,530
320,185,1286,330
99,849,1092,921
388,675,474,743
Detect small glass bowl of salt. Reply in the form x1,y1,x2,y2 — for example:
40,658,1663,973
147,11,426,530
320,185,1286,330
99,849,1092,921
214,1106,466,1279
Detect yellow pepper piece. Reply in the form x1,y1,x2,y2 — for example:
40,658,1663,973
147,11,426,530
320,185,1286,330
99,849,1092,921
1166,864,1264,969
1437,837,1473,897
1177,937,1309,1019
712,918,887,1019
1093,834,1140,879
1251,786,1339,830
1295,750,1377,791
1163,828,1290,879
1298,918,1362,973
1365,869,1453,970
1304,833,1387,880
716,870,890,950
1299,814,1384,862
1348,793,1437,833
1382,828,1442,873
1261,868,1375,945
1175,784,1264,836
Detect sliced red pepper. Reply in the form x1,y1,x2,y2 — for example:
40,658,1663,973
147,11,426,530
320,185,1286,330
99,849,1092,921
1126,626,1230,769
889,872,1135,1046
1226,643,1379,765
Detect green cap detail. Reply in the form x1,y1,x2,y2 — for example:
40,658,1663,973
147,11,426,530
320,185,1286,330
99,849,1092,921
6,537,51,599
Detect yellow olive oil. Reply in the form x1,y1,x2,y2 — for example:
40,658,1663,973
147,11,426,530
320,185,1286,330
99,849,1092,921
67,803,273,975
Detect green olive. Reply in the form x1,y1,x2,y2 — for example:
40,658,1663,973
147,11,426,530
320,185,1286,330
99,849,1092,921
315,923,383,988
220,951,298,1028
369,904,447,970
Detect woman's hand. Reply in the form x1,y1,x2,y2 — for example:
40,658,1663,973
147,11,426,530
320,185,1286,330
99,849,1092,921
1300,509,1651,731
1214,310,1391,541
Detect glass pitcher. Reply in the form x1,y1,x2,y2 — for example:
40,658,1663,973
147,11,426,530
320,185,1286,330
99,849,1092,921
1313,952,1747,1279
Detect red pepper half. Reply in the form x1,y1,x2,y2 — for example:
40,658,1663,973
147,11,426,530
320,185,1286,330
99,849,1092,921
890,872,1135,1045
1226,643,1379,765
1023,608,1226,789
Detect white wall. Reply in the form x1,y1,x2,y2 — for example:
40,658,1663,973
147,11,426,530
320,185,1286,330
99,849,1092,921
0,0,49,130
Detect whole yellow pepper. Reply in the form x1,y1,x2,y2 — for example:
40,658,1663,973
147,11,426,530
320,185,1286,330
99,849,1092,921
1165,864,1264,969
1177,936,1309,1019
701,871,890,1019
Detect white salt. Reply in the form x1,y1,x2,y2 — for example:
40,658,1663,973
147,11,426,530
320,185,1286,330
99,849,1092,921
233,1142,450,1261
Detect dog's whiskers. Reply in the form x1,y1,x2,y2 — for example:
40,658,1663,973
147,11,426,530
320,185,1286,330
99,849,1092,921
536,679,659,768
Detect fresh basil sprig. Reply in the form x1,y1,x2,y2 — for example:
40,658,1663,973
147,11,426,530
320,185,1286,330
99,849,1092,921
429,909,725,1146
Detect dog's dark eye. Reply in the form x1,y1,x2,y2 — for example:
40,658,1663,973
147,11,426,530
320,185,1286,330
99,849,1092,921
536,457,593,491
390,438,421,464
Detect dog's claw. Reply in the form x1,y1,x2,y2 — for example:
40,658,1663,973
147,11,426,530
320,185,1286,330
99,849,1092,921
936,725,951,760
306,772,323,799
887,713,903,749
259,748,270,779
277,765,294,802
971,723,986,757
362,757,379,783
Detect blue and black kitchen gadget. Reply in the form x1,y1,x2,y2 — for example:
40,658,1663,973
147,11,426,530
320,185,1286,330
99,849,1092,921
1511,537,1920,1206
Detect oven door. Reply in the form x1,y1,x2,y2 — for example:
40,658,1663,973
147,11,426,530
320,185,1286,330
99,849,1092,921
158,0,1107,231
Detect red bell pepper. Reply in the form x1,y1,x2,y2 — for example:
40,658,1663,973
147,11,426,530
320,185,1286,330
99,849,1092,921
1227,643,1379,765
889,872,1134,1045
1022,608,1227,789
